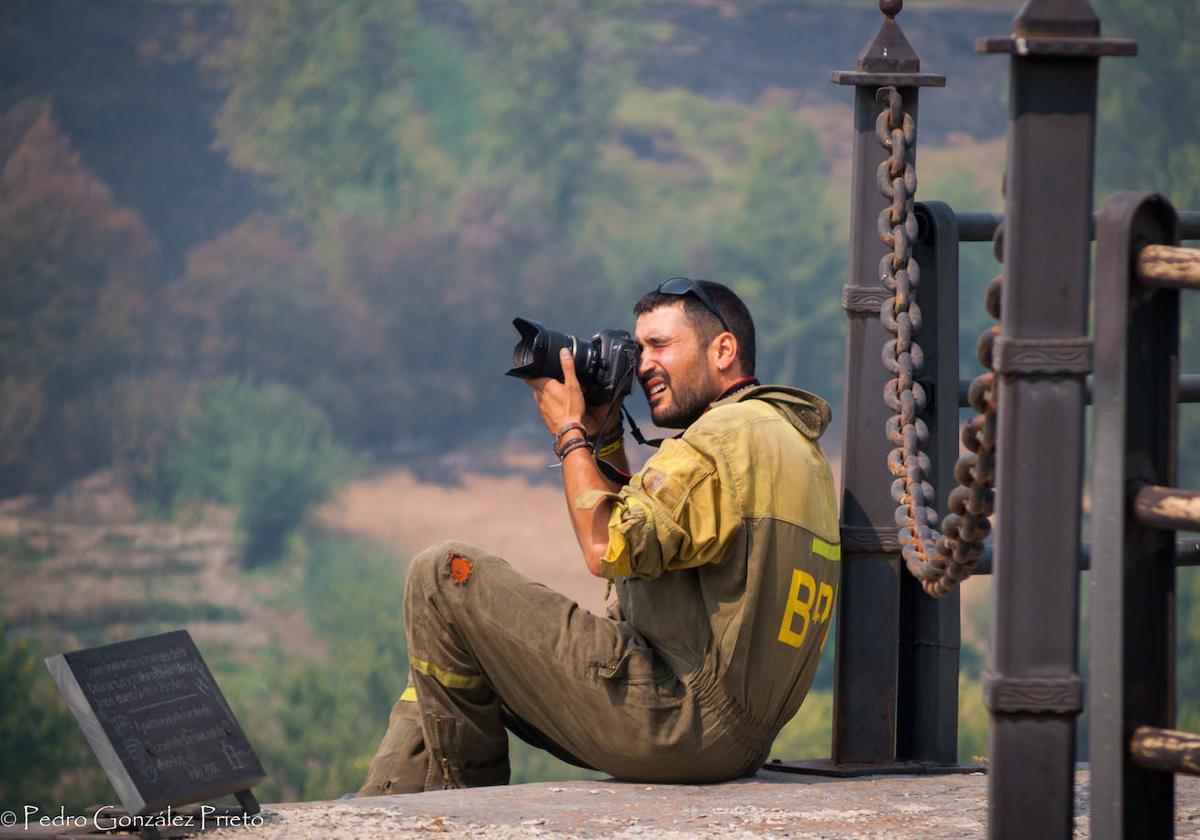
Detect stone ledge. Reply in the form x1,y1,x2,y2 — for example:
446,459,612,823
198,769,1200,839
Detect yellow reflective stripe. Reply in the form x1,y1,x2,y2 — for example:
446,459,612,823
812,537,841,562
399,686,418,702
410,657,487,690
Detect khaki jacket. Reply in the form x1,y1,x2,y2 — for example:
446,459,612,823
583,384,840,736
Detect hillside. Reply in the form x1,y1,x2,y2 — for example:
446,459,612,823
0,471,321,659
0,0,1012,274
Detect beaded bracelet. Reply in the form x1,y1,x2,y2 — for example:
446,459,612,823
553,421,588,453
556,436,594,461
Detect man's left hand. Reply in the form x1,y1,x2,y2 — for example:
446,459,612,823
527,348,586,436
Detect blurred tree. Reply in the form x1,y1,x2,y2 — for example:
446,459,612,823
467,0,646,228
320,209,605,445
712,107,844,395
0,624,110,812
165,379,356,566
917,164,1001,378
0,101,157,495
211,0,480,227
1095,0,1200,209
166,214,392,440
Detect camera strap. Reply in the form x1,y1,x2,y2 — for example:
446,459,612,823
622,404,665,449
619,378,759,450
595,457,633,485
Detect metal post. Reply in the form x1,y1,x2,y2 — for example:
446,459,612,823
977,3,1134,836
1091,192,1179,839
896,202,961,766
829,0,943,769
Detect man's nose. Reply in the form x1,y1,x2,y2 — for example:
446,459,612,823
637,350,655,380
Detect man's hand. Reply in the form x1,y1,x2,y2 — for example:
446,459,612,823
527,348,614,577
527,348,586,436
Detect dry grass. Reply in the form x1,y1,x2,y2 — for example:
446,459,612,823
318,455,609,614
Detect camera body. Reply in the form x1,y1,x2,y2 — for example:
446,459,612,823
506,317,639,405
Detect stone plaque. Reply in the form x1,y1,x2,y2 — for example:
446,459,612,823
45,630,265,816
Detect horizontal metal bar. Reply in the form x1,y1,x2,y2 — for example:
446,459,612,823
971,538,1200,576
1135,485,1200,532
957,374,1200,406
1130,726,1200,775
1137,244,1200,291
952,211,1200,244
1181,211,1200,239
977,35,1138,59
955,213,1003,242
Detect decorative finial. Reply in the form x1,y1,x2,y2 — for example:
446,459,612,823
880,0,902,18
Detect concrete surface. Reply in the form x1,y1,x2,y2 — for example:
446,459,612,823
203,769,1200,839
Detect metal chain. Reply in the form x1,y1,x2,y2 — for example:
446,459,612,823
875,85,1000,598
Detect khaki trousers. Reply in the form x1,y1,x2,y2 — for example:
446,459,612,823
358,540,770,794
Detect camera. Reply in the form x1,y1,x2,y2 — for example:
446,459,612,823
505,317,640,405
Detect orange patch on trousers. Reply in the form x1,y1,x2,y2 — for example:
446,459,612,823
449,555,474,584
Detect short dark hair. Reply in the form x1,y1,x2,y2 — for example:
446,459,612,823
633,279,756,375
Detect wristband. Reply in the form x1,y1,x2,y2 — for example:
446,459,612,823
556,436,594,461
596,436,625,458
553,421,587,453
597,421,625,448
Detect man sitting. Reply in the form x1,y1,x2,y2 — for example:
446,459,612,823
359,278,839,793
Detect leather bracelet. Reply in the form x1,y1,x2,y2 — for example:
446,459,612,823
557,436,594,461
553,421,587,453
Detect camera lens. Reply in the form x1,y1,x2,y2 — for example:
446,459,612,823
506,317,633,405
507,318,586,381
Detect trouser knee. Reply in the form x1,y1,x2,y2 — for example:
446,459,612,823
404,540,490,613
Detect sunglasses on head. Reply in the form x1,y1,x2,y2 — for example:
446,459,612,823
656,277,730,333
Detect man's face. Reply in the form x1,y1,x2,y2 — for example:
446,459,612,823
634,302,721,429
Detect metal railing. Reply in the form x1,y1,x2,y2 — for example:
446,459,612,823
769,3,1200,840
1089,192,1200,839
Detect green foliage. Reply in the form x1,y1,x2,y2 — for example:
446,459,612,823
957,674,989,763
507,736,603,785
212,0,474,226
196,0,855,450
467,0,646,226
0,624,110,812
768,676,991,765
1096,0,1200,209
0,534,53,566
1178,567,1200,733
300,536,410,716
769,690,833,760
165,380,356,567
248,536,410,800
919,164,1001,379
715,107,844,393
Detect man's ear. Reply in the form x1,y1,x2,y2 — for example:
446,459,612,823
712,331,739,373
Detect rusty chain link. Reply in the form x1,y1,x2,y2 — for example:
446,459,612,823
875,85,1000,598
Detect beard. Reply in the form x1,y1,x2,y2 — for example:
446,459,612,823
647,367,720,429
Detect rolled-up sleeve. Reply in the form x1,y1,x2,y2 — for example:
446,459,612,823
577,436,740,580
